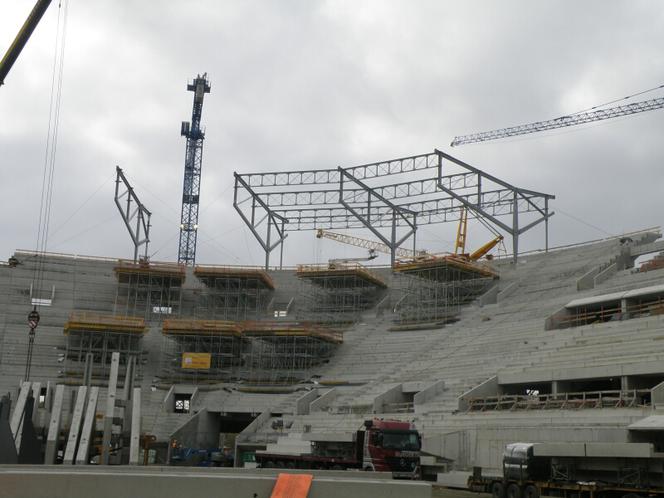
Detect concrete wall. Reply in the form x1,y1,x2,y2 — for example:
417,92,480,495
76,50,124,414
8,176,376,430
373,384,406,414
170,409,220,449
414,380,445,408
295,389,319,416
652,380,664,409
0,466,432,498
577,266,600,291
310,388,336,412
458,376,499,411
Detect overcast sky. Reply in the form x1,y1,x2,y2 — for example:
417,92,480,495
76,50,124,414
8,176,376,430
1,1,663,267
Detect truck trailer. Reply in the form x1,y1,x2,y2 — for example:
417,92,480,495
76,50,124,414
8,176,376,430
254,418,421,478
468,442,664,498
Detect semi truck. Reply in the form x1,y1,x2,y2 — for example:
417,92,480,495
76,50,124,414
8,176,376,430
468,442,664,498
254,418,421,479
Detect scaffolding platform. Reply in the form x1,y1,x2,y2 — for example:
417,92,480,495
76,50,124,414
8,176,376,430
114,260,186,279
193,266,275,321
63,312,147,384
159,320,342,384
296,264,387,289
114,260,185,319
162,319,243,337
241,321,343,344
194,266,275,290
64,312,148,335
394,255,498,280
160,319,246,383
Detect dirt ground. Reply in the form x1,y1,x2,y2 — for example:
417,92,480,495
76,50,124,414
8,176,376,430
432,486,490,498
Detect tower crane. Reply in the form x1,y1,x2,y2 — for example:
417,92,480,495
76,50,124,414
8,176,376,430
451,93,664,147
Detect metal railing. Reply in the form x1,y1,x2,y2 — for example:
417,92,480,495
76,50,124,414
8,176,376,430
465,389,651,412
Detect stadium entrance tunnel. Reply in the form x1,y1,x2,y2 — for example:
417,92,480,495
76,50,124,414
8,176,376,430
168,409,258,466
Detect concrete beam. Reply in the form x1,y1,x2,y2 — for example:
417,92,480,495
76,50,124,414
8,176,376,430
10,382,32,449
129,388,141,466
63,386,88,465
101,352,120,465
75,387,99,465
44,385,65,464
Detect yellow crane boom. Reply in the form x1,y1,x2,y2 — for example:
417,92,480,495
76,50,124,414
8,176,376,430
316,229,426,259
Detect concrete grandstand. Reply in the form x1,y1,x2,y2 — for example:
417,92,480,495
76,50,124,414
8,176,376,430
3,223,664,480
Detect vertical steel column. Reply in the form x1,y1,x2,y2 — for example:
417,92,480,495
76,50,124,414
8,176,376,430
512,192,519,264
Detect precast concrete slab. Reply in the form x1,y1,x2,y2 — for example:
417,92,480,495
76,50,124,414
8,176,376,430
0,466,432,498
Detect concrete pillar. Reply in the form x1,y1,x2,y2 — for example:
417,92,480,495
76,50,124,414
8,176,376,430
129,387,141,465
76,387,99,465
63,386,88,464
101,352,120,465
621,298,628,319
10,381,32,449
621,376,632,392
44,385,65,464
552,381,561,395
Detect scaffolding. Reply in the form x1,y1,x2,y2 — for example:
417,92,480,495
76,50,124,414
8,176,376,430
295,264,387,326
160,319,245,384
240,321,342,384
159,319,342,385
393,256,495,326
114,260,185,319
63,311,146,384
194,266,274,320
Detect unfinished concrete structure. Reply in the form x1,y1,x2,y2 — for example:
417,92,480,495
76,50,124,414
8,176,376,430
4,150,664,483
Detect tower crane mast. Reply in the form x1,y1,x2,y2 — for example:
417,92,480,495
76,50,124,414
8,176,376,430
178,73,210,266
451,96,664,147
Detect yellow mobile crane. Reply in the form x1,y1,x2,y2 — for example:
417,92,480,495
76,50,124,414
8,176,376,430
316,209,504,264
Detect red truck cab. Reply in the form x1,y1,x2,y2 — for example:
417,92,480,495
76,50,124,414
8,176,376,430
362,419,421,479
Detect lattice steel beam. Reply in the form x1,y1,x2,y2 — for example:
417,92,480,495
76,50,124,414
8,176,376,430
234,150,555,265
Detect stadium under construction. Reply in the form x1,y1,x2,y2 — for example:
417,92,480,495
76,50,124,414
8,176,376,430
3,144,664,496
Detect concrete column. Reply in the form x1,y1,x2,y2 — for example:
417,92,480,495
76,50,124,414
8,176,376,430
129,388,141,465
551,381,561,395
10,381,32,448
75,386,99,465
621,298,628,319
44,385,65,464
63,386,88,464
621,376,632,391
101,352,120,465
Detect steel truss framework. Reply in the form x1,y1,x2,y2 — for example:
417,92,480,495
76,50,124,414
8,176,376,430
234,149,555,268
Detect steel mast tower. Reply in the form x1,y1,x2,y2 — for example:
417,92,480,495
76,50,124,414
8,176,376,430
178,73,211,265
